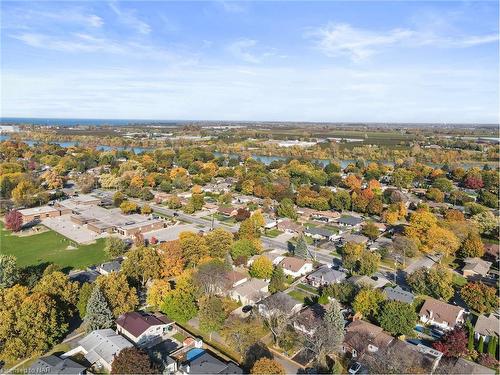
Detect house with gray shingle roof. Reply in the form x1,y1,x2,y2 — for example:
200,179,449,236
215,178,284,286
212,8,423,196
29,355,86,374
306,265,347,287
474,314,499,343
384,286,415,304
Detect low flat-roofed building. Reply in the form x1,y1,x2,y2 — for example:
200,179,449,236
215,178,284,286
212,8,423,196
229,278,269,306
19,205,71,224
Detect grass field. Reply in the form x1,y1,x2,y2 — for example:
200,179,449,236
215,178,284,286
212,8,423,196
0,222,107,270
287,289,310,303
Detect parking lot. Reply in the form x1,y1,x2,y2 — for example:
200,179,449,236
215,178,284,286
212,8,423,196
43,215,107,244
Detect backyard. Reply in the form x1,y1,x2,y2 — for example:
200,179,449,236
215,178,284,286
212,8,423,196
0,222,107,270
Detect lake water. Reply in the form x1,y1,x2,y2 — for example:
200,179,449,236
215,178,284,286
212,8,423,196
1,135,493,170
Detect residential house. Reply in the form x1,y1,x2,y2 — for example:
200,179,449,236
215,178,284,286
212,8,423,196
293,304,326,336
263,216,278,230
384,286,415,304
369,236,392,251
280,257,314,278
276,219,303,234
217,206,238,217
64,329,133,372
304,226,339,241
69,269,100,284
343,319,394,359
247,252,284,267
348,274,390,289
223,270,248,288
462,257,492,278
337,215,364,229
116,311,175,348
419,298,465,331
29,355,86,374
258,292,303,317
310,210,341,223
444,358,495,375
178,348,243,374
343,320,442,373
306,265,347,287
474,314,499,343
96,260,122,275
229,278,269,306
340,233,369,246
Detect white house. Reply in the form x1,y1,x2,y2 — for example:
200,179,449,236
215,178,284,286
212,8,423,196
280,257,314,278
116,311,175,348
62,329,133,372
419,298,465,331
229,278,269,306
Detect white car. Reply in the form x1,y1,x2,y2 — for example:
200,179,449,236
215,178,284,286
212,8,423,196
348,362,362,374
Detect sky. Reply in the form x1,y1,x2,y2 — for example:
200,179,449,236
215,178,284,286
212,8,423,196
1,0,499,123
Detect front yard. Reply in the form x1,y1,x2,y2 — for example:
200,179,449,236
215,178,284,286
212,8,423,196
0,222,107,270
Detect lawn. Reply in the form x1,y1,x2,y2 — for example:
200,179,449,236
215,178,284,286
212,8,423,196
264,228,283,238
287,289,310,303
0,222,108,270
296,283,319,295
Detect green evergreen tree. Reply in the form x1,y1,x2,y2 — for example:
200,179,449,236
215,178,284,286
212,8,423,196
84,285,114,332
478,336,484,353
294,235,309,259
466,320,475,352
269,266,286,293
324,299,345,343
487,336,497,356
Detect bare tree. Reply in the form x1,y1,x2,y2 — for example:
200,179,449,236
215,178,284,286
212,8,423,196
193,261,227,295
258,292,291,346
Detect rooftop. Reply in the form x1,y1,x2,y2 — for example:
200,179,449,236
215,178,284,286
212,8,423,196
116,311,172,337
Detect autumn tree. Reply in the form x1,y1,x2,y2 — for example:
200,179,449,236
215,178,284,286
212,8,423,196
159,240,185,278
33,271,79,317
161,270,198,323
111,347,157,374
222,316,266,356
0,254,19,289
120,200,138,214
330,190,351,211
458,231,485,258
77,282,93,318
122,246,161,288
277,198,298,220
4,210,22,232
96,273,139,317
357,251,381,276
341,242,364,273
113,191,125,207
433,327,469,358
251,358,285,375
250,256,274,279
231,239,262,261
146,279,171,308
378,301,417,336
105,236,128,258
460,282,498,314
406,266,454,301
84,285,114,332
198,296,227,339
141,204,152,214
205,228,234,258
179,231,209,267
362,222,380,240
193,259,227,295
353,288,386,319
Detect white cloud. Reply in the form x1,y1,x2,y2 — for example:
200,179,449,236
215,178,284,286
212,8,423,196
227,39,261,63
2,65,497,123
109,2,151,35
309,22,499,61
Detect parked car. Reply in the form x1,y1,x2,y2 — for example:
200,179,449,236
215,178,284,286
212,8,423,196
242,305,253,313
348,362,362,374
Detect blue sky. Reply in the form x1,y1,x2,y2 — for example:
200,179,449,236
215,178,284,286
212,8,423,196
1,1,498,123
